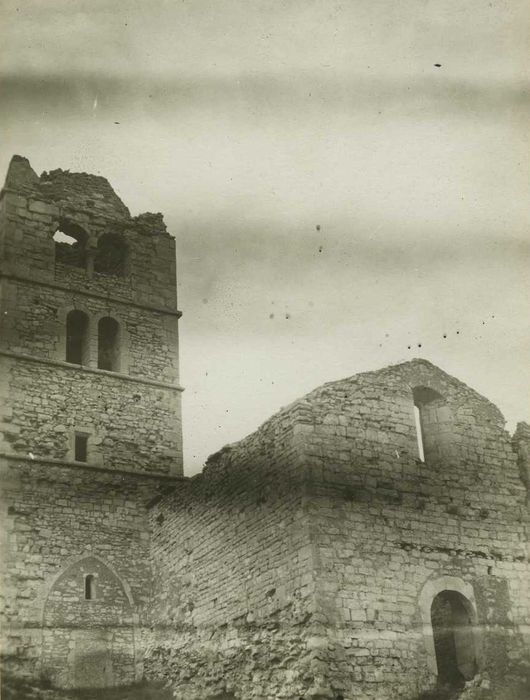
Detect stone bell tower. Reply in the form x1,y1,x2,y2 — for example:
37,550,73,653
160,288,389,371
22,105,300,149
0,155,183,687
0,154,183,475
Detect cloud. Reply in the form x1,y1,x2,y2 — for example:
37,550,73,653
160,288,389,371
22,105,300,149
1,0,528,472
2,0,528,83
173,211,530,342
1,71,528,122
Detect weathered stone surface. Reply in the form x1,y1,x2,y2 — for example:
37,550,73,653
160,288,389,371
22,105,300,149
146,360,529,699
0,154,183,475
0,156,183,687
1,156,528,699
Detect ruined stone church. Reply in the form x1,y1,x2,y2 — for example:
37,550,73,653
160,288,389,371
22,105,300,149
0,155,529,699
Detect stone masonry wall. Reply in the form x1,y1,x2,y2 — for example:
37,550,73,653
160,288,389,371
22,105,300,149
146,407,331,700
0,156,177,310
2,153,527,699
0,354,182,475
1,276,179,384
0,154,183,476
149,360,528,700
42,554,136,689
0,457,176,686
513,422,530,502
297,360,529,699
0,155,185,690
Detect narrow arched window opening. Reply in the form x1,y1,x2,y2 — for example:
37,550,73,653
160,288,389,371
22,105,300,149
53,220,87,269
66,310,89,365
98,317,120,371
75,433,89,462
412,386,448,464
413,404,425,462
84,574,96,601
94,233,127,276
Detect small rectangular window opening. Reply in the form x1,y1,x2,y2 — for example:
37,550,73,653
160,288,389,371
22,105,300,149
75,433,88,462
414,405,425,462
84,574,96,600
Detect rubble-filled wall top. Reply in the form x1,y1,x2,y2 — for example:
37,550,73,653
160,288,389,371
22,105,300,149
0,155,178,310
208,358,507,461
1,154,170,235
205,358,523,496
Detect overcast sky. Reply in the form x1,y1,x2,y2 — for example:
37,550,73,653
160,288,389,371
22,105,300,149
1,0,529,474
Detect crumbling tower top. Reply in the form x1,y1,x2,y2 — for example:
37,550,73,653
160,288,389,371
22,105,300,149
0,155,183,476
0,155,177,310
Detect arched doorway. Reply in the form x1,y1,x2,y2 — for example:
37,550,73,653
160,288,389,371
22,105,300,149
419,576,482,684
431,590,477,685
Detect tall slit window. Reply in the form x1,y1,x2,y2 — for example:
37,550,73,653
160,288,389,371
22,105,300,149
75,433,89,462
413,404,425,461
98,317,120,371
412,386,449,464
84,574,96,600
66,310,89,365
